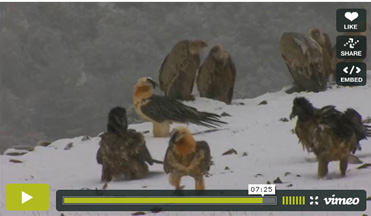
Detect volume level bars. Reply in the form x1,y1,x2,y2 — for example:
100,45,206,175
282,196,305,205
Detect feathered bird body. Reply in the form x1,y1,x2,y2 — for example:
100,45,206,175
280,32,327,92
159,40,207,100
312,106,358,177
309,28,334,80
290,97,318,152
133,77,226,137
344,108,371,143
197,44,236,104
164,127,211,190
290,97,370,177
97,130,153,181
96,107,157,182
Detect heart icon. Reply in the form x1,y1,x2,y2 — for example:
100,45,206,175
344,12,359,22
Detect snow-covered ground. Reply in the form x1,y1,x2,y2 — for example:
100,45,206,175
1,76,371,216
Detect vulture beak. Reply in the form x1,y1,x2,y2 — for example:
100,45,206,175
289,110,296,120
169,129,179,145
169,129,185,145
146,77,158,89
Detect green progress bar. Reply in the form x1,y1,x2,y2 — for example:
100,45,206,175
64,197,263,204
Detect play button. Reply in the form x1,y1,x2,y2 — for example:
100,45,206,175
6,184,49,211
22,191,33,204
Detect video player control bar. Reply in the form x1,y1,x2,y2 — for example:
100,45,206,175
56,190,366,211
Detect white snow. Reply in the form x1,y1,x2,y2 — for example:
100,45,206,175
1,75,371,216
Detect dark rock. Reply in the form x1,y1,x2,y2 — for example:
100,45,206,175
258,100,268,105
132,211,146,215
12,146,33,151
37,141,52,147
222,148,238,156
5,152,27,156
9,159,23,163
279,118,289,122
221,112,231,117
82,136,91,141
242,152,248,157
273,177,283,184
64,142,73,150
224,166,230,170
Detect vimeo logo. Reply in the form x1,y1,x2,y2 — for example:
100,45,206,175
323,194,360,206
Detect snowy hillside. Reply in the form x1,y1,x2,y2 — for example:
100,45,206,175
2,76,371,216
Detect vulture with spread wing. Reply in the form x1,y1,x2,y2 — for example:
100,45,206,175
290,97,371,177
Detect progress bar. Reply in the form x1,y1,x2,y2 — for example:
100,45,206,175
63,197,266,204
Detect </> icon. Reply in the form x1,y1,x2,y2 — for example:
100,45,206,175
343,66,361,75
310,196,319,206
